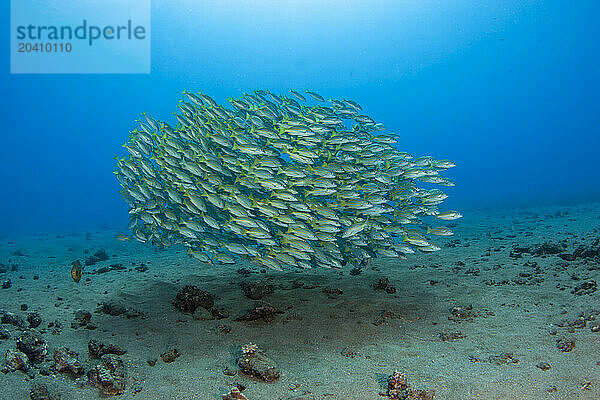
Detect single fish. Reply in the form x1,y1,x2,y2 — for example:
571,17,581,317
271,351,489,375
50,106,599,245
289,89,306,102
71,260,83,283
435,211,463,221
114,232,130,241
305,90,325,102
426,226,454,236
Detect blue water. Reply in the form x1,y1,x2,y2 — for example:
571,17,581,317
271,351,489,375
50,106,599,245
1,0,599,235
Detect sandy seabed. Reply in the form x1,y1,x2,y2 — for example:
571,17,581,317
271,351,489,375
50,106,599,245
1,202,599,400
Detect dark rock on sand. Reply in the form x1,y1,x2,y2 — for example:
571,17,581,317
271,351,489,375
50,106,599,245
536,362,551,371
373,277,397,294
236,302,283,323
160,348,181,363
87,355,126,396
71,309,91,328
237,268,255,276
30,383,61,400
1,310,26,329
84,249,109,266
240,280,274,300
27,312,42,328
373,309,400,326
173,285,214,312
88,339,126,358
373,277,391,290
489,352,519,365
341,347,362,358
532,242,563,256
385,370,435,400
573,243,600,259
558,253,576,261
2,279,11,289
16,329,48,362
2,349,29,373
323,287,344,296
238,346,279,383
47,320,62,335
53,347,84,375
222,386,248,400
448,304,494,323
568,316,587,329
124,307,145,319
98,301,126,316
0,326,10,339
439,332,466,342
211,307,230,319
94,264,126,274
449,305,476,322
556,338,576,352
571,280,597,296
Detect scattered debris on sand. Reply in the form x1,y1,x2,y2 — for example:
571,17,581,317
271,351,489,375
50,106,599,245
87,355,126,396
439,332,466,342
571,280,597,296
88,339,126,358
2,349,30,374
30,383,61,400
53,347,84,376
16,329,48,363
0,326,10,339
93,263,126,274
556,338,576,352
97,301,146,319
383,370,435,399
373,277,397,294
160,348,181,363
71,309,93,329
488,352,519,365
236,302,283,323
536,362,551,371
84,249,109,266
240,280,274,300
373,309,400,326
1,309,26,329
27,312,42,328
173,285,214,312
448,305,494,323
238,343,280,383
222,385,249,400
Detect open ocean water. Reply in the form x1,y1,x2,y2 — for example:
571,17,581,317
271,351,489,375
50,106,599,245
1,1,599,399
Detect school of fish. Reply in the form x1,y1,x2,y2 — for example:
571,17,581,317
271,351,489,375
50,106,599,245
114,89,461,271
